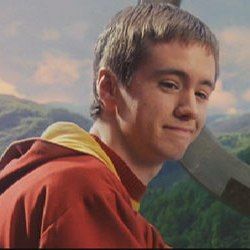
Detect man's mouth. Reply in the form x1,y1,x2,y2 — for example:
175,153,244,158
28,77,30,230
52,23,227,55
163,125,194,136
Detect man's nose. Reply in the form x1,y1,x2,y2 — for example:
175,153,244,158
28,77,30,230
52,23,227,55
174,91,198,121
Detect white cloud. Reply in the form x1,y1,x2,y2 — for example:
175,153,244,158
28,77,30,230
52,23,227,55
226,107,238,115
216,26,250,114
33,53,82,85
0,78,23,97
63,21,88,40
243,89,250,102
41,29,61,41
209,80,238,115
3,21,22,38
219,26,250,68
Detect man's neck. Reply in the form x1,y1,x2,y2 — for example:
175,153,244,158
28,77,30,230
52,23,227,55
89,120,163,185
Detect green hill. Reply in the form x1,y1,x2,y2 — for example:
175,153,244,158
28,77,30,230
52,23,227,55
218,132,250,155
0,94,91,154
207,113,250,135
141,176,250,248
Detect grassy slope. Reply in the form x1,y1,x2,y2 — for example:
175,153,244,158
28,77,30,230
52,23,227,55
0,95,91,154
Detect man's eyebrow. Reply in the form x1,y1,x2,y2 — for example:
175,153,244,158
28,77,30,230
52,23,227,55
154,68,189,81
200,80,215,91
154,68,215,90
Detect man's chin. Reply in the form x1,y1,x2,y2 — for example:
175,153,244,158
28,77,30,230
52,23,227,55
160,140,192,161
164,148,187,161
171,152,185,161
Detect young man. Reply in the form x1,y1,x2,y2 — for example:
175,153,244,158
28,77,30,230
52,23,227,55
0,3,219,248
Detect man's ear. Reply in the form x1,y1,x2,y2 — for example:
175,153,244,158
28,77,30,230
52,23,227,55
96,68,119,114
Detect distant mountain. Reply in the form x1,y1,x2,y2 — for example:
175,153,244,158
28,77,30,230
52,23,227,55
44,101,90,117
0,94,92,154
206,113,228,124
207,113,250,135
218,132,250,154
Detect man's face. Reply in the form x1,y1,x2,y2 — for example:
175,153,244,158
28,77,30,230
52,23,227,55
115,42,216,165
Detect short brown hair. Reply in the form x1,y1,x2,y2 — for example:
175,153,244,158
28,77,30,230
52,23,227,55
90,3,219,119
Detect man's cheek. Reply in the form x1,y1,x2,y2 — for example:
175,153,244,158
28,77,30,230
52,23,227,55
192,122,204,143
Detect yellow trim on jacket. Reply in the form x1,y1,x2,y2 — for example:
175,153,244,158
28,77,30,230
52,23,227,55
41,122,140,211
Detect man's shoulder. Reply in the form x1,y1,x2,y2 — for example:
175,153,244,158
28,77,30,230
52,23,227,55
0,153,126,218
1,153,122,203
33,154,121,193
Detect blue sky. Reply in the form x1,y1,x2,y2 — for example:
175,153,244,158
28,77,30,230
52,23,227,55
0,0,249,118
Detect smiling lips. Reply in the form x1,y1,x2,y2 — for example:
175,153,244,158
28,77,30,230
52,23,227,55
163,125,194,136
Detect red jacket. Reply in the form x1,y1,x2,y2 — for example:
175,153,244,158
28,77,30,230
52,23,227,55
0,122,169,248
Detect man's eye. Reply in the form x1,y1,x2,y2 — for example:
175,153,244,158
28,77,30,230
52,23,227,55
159,81,179,90
196,91,208,100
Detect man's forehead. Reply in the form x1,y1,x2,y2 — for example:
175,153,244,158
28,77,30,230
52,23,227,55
145,40,214,56
138,40,216,80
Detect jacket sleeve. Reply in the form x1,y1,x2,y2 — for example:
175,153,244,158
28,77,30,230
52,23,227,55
39,188,168,248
